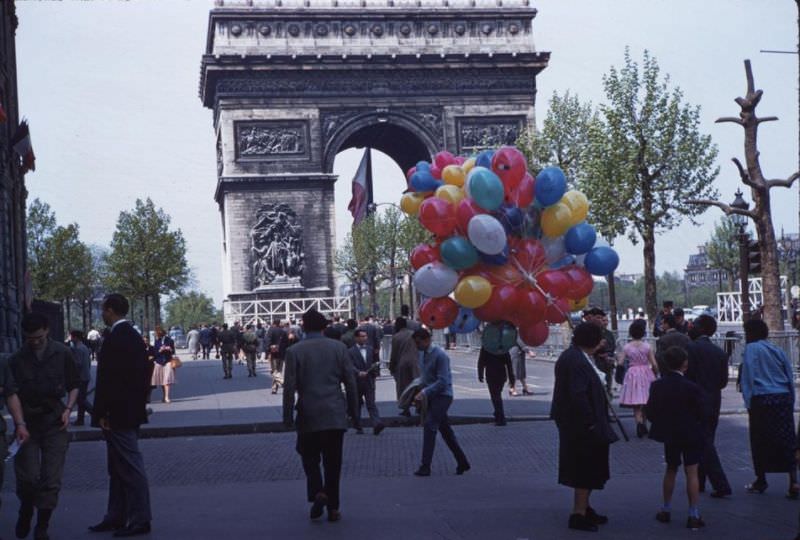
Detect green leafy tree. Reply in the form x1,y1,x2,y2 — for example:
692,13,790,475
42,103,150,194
105,198,189,332
165,291,218,331
705,218,739,290
26,198,57,298
582,48,719,324
518,91,599,181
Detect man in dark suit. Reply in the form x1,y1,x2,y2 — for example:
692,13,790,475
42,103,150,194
550,323,618,532
647,346,707,530
687,314,732,497
348,329,385,435
358,316,383,365
89,294,152,537
283,309,359,523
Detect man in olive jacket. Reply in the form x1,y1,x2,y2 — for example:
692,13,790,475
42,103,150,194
283,309,358,523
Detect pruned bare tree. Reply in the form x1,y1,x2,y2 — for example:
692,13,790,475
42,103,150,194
690,60,800,331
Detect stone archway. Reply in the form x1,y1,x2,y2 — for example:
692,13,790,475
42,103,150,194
200,0,550,312
324,113,438,175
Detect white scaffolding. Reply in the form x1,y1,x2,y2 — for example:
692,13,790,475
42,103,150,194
223,296,352,327
716,276,787,322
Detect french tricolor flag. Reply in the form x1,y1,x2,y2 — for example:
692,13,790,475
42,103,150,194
11,120,35,174
347,148,372,226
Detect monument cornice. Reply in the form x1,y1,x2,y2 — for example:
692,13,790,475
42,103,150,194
215,174,338,202
200,53,548,106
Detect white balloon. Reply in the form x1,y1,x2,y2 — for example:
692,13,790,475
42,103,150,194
541,235,566,264
413,262,459,298
467,214,507,255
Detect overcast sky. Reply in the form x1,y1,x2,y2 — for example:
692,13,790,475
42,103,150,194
15,0,798,305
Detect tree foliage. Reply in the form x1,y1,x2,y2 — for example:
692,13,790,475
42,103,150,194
105,198,189,330
165,291,218,330
705,218,739,290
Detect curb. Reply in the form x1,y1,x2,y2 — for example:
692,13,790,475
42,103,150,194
66,408,753,443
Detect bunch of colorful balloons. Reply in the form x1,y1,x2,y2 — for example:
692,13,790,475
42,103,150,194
401,146,620,354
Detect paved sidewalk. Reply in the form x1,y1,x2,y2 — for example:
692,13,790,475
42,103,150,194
1,418,795,540
66,349,752,440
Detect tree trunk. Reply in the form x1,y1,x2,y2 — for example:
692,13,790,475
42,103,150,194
144,295,150,334
642,226,658,330
154,295,162,328
754,192,783,330
607,272,618,331
81,299,87,332
389,254,397,319
355,282,363,318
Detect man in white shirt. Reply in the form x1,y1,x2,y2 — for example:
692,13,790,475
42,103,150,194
346,330,385,435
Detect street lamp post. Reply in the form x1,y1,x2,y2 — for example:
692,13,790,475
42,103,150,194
730,190,751,322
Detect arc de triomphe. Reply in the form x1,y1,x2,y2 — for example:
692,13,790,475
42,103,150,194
199,0,550,322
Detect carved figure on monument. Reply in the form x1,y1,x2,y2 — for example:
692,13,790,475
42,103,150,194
238,124,306,157
250,203,305,288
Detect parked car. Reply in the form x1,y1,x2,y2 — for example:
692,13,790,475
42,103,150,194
169,326,187,349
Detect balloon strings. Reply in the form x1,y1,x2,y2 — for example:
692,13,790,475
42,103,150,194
510,256,574,332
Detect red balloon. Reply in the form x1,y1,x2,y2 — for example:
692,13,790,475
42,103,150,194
454,156,466,165
483,263,525,287
515,288,547,324
434,151,458,169
430,165,442,180
510,238,546,274
536,269,571,298
507,172,535,207
491,146,527,188
419,198,457,237
473,284,519,322
519,320,549,347
455,198,487,233
545,297,571,324
419,297,459,329
563,265,594,300
410,244,440,270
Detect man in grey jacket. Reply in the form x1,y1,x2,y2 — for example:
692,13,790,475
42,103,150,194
283,309,358,523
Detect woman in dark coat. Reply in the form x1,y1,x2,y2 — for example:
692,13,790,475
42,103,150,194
550,322,619,532
478,346,514,426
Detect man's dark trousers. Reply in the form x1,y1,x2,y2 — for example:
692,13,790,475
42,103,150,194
486,377,506,423
103,428,151,528
354,377,383,430
297,430,344,510
421,395,468,467
76,380,89,423
222,351,233,377
699,401,731,493
15,423,69,510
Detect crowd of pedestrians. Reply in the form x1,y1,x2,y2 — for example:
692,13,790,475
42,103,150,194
2,294,800,538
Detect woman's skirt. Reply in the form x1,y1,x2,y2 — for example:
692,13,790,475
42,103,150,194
151,362,176,386
557,429,610,490
619,364,656,407
749,392,796,474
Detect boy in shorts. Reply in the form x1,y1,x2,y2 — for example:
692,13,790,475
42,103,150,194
647,346,707,530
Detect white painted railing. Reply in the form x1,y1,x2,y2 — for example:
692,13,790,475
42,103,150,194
223,296,352,326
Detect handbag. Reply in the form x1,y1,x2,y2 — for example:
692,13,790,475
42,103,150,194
614,357,629,385
170,357,183,369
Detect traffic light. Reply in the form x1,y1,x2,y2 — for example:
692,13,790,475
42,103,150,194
747,240,762,275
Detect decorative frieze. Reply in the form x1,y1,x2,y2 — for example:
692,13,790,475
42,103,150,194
234,120,310,160
456,115,527,154
250,202,305,288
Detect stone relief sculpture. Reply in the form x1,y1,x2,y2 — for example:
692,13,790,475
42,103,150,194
250,203,305,288
459,118,525,154
238,124,306,157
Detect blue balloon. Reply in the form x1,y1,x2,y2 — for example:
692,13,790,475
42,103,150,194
584,246,620,276
564,222,598,255
481,321,518,354
495,205,524,236
449,307,481,334
410,170,442,192
440,236,479,271
468,168,505,211
550,254,576,269
480,245,509,266
535,166,567,207
416,160,432,171
475,150,495,169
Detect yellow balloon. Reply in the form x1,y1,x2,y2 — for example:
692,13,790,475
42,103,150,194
462,157,477,175
541,202,573,238
442,165,466,187
569,296,588,311
435,184,465,205
454,275,493,309
400,192,426,216
561,190,589,226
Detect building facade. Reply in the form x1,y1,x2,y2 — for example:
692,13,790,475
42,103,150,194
684,245,728,290
0,1,27,355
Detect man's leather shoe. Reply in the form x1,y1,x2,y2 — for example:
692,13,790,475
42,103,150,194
113,523,151,537
327,509,341,522
89,520,124,532
373,424,385,436
413,466,431,477
568,513,598,532
655,511,671,523
455,462,471,475
709,489,732,499
309,493,327,520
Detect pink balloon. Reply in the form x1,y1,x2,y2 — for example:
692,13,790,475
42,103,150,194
456,198,487,234
434,151,458,169
406,166,417,180
430,166,443,180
